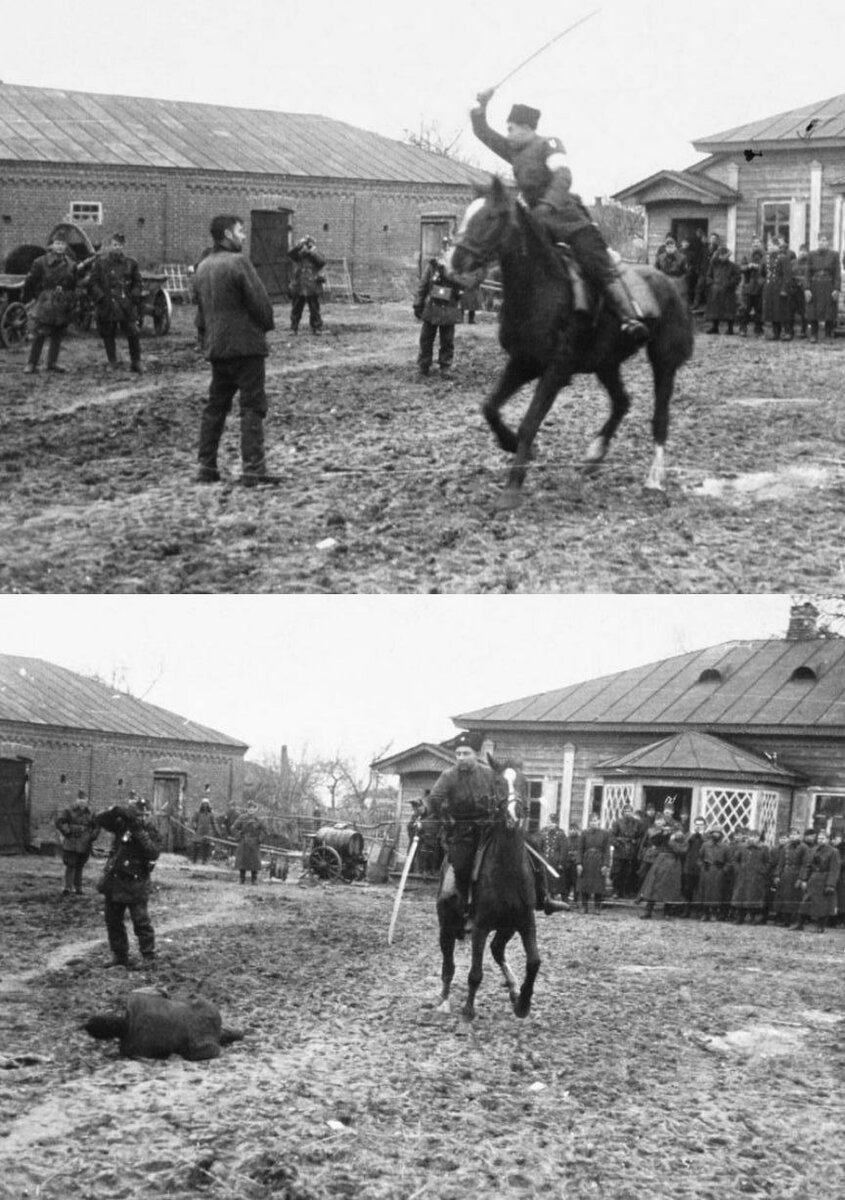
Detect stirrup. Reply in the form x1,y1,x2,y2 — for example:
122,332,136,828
621,317,648,342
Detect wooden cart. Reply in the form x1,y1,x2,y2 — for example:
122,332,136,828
299,823,368,884
0,274,28,349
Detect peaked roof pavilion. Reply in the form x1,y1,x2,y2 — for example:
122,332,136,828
455,639,845,734
0,654,247,747
596,730,802,784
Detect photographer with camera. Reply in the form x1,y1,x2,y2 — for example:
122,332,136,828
288,234,326,334
94,792,162,969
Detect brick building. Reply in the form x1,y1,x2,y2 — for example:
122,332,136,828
0,655,248,853
0,83,487,300
612,90,845,300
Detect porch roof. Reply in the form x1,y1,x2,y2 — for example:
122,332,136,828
594,731,802,785
612,169,739,207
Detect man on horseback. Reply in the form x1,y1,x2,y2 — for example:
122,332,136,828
470,88,648,345
425,732,496,928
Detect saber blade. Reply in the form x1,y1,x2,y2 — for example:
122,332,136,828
387,835,419,946
493,9,601,90
525,840,561,879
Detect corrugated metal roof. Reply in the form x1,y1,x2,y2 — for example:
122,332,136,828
693,93,845,150
596,731,799,781
0,83,488,186
0,654,247,747
456,639,845,731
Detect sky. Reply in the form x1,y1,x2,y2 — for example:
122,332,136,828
6,0,845,198
0,595,798,776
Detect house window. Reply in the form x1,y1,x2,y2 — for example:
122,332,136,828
69,201,103,225
760,201,806,249
812,792,845,836
526,779,544,833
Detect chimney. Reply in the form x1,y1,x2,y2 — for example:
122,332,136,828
786,601,819,640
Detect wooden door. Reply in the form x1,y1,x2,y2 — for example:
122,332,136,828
250,210,292,301
420,218,455,273
0,759,29,852
152,774,186,852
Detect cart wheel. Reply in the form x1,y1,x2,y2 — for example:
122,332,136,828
0,301,28,349
153,289,172,335
309,844,343,881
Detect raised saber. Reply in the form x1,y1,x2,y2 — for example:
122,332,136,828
387,835,419,946
491,9,601,91
525,840,560,878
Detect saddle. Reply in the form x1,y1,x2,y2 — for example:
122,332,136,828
554,245,661,322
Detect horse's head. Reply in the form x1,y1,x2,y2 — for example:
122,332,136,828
487,752,528,829
447,176,512,277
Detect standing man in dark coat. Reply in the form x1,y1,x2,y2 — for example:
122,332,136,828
763,236,794,341
288,235,326,335
424,732,497,924
655,236,687,295
87,233,144,373
680,816,707,918
191,791,219,865
232,802,266,884
731,830,773,924
772,828,809,925
470,88,647,343
55,788,98,895
95,794,161,968
805,234,841,342
693,232,720,312
697,827,729,921
22,231,77,374
414,237,462,379
705,246,741,334
576,813,612,914
610,803,642,899
738,236,766,337
796,829,840,932
194,214,277,487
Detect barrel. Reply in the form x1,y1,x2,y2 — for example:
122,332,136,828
313,825,365,860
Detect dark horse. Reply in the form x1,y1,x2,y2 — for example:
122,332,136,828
436,757,539,1020
448,177,694,506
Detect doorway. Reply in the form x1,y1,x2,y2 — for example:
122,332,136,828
670,218,708,249
644,785,693,829
250,210,292,301
152,773,187,852
0,758,29,852
420,217,456,273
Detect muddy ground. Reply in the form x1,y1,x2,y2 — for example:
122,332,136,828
1,852,843,1199
2,303,845,593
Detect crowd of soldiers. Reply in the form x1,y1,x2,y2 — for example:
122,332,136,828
534,803,844,932
655,229,842,341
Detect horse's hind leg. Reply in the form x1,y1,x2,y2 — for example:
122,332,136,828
490,929,520,1007
483,358,539,455
513,921,541,1019
438,922,457,1013
644,351,678,492
461,927,488,1021
584,362,631,476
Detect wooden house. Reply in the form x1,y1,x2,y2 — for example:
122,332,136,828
612,92,845,283
442,604,845,844
0,82,487,300
0,655,248,853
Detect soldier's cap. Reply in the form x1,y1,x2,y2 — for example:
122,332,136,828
76,788,87,800
507,104,541,130
129,795,149,811
110,233,126,245
454,731,482,752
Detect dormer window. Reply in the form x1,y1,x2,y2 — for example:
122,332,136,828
790,665,817,682
697,668,722,683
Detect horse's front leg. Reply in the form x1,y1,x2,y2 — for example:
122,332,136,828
502,363,571,504
461,926,488,1021
437,921,457,1013
483,358,540,456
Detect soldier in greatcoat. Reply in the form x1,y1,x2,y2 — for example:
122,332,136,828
55,788,99,894
730,830,773,924
288,235,326,335
790,244,810,338
562,823,581,902
831,832,845,927
22,231,78,374
762,237,794,340
771,827,810,925
638,827,686,919
680,816,707,918
191,792,220,865
655,236,688,297
534,820,569,905
738,236,766,337
705,246,741,334
637,812,666,889
610,803,642,899
805,233,841,342
86,233,144,372
413,238,462,379
696,827,729,921
796,829,841,932
576,814,612,914
232,803,266,884
95,795,161,967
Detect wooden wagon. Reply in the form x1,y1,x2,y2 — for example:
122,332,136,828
0,274,28,348
299,823,368,884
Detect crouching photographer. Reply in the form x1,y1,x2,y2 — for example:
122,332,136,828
95,792,162,969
